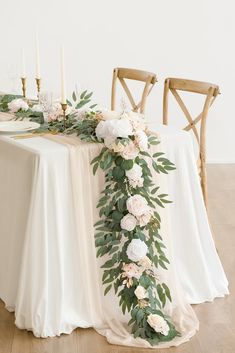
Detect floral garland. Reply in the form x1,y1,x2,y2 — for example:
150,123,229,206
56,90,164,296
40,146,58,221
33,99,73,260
91,113,180,345
0,93,180,345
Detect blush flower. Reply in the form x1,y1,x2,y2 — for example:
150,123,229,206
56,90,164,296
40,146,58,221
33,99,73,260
138,256,152,269
137,209,153,227
121,141,139,160
120,213,137,231
104,136,116,149
8,99,29,113
122,263,143,279
44,102,65,122
126,195,149,217
127,111,146,132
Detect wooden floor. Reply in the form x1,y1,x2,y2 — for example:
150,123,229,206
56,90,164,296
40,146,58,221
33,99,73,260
0,165,234,353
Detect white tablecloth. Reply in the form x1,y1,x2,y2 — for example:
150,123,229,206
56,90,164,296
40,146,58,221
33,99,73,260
0,123,228,347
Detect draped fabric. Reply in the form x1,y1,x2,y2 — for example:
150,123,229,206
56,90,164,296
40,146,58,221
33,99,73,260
0,125,228,347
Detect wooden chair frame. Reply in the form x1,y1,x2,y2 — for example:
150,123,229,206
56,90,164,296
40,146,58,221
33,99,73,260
111,67,157,114
163,78,220,210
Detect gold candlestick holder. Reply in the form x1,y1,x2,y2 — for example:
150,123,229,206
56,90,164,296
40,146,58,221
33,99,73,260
21,77,26,98
35,78,41,98
61,103,67,129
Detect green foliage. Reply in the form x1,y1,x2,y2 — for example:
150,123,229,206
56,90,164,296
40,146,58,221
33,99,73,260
67,89,96,110
0,90,97,129
92,130,179,345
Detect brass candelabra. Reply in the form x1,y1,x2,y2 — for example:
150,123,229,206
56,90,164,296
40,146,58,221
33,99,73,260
61,103,67,129
35,78,41,98
21,77,26,98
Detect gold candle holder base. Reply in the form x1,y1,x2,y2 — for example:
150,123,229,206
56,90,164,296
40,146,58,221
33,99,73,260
61,103,67,129
35,78,41,98
21,77,26,98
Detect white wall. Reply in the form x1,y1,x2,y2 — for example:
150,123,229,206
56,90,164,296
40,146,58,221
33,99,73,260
0,0,234,162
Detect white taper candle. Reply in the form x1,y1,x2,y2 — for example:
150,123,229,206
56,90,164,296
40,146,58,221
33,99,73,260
21,49,26,78
61,46,67,104
35,33,41,79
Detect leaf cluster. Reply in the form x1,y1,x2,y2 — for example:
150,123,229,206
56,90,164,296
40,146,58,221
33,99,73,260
92,134,180,344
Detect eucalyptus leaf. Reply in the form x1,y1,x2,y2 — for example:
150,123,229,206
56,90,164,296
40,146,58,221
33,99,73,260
80,90,87,99
104,284,112,295
112,166,125,180
72,91,77,101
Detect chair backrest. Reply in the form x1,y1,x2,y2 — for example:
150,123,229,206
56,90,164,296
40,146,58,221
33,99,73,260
163,77,220,151
111,67,157,114
163,78,220,210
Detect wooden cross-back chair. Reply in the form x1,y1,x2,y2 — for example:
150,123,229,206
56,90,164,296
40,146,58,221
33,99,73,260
111,67,157,114
163,78,220,210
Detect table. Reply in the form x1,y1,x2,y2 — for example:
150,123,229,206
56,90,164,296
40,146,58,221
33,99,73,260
0,123,228,348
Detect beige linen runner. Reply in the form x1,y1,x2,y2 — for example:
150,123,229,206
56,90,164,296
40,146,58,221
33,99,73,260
45,134,199,348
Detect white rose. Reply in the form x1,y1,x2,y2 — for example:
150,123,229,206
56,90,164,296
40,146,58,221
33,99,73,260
108,119,133,138
95,120,107,139
126,195,149,217
138,256,152,269
126,164,142,180
134,285,148,300
135,131,148,151
147,314,169,336
121,141,139,160
137,209,153,227
126,239,148,262
8,99,29,113
31,104,43,112
95,119,133,140
120,213,137,231
126,164,143,188
100,109,120,120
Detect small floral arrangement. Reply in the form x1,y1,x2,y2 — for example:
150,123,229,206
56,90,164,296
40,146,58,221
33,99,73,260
0,94,43,124
0,89,96,126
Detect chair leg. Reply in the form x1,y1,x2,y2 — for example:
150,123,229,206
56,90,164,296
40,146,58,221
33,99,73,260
200,161,219,251
200,158,208,211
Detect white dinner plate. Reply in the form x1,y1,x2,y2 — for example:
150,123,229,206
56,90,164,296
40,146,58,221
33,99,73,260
0,121,40,134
